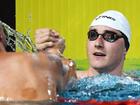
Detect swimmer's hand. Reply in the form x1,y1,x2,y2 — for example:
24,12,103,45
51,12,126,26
35,28,65,54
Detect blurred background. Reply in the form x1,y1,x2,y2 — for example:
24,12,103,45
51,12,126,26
12,0,140,70
0,0,15,29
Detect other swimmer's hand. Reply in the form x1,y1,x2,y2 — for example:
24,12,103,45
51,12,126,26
35,28,65,53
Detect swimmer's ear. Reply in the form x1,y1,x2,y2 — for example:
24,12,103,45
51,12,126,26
123,47,127,55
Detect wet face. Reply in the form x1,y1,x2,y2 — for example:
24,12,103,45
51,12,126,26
87,25,127,72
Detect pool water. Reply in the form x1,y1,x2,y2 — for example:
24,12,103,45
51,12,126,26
58,71,140,105
59,73,140,101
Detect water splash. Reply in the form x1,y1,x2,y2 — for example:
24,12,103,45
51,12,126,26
0,20,37,52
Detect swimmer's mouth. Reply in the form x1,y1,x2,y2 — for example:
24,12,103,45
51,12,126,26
93,52,106,56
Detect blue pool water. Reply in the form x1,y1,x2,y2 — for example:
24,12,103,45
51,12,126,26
59,71,140,101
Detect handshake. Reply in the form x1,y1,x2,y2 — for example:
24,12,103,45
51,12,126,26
35,28,65,55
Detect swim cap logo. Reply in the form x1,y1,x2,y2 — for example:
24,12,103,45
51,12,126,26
95,15,116,21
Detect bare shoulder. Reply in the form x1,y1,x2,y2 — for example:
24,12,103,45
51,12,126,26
76,69,98,79
76,70,89,79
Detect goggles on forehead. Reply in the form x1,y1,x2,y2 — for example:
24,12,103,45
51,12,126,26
88,30,124,42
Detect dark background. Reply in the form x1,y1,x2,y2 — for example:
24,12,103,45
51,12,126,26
0,0,15,29
0,0,15,51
